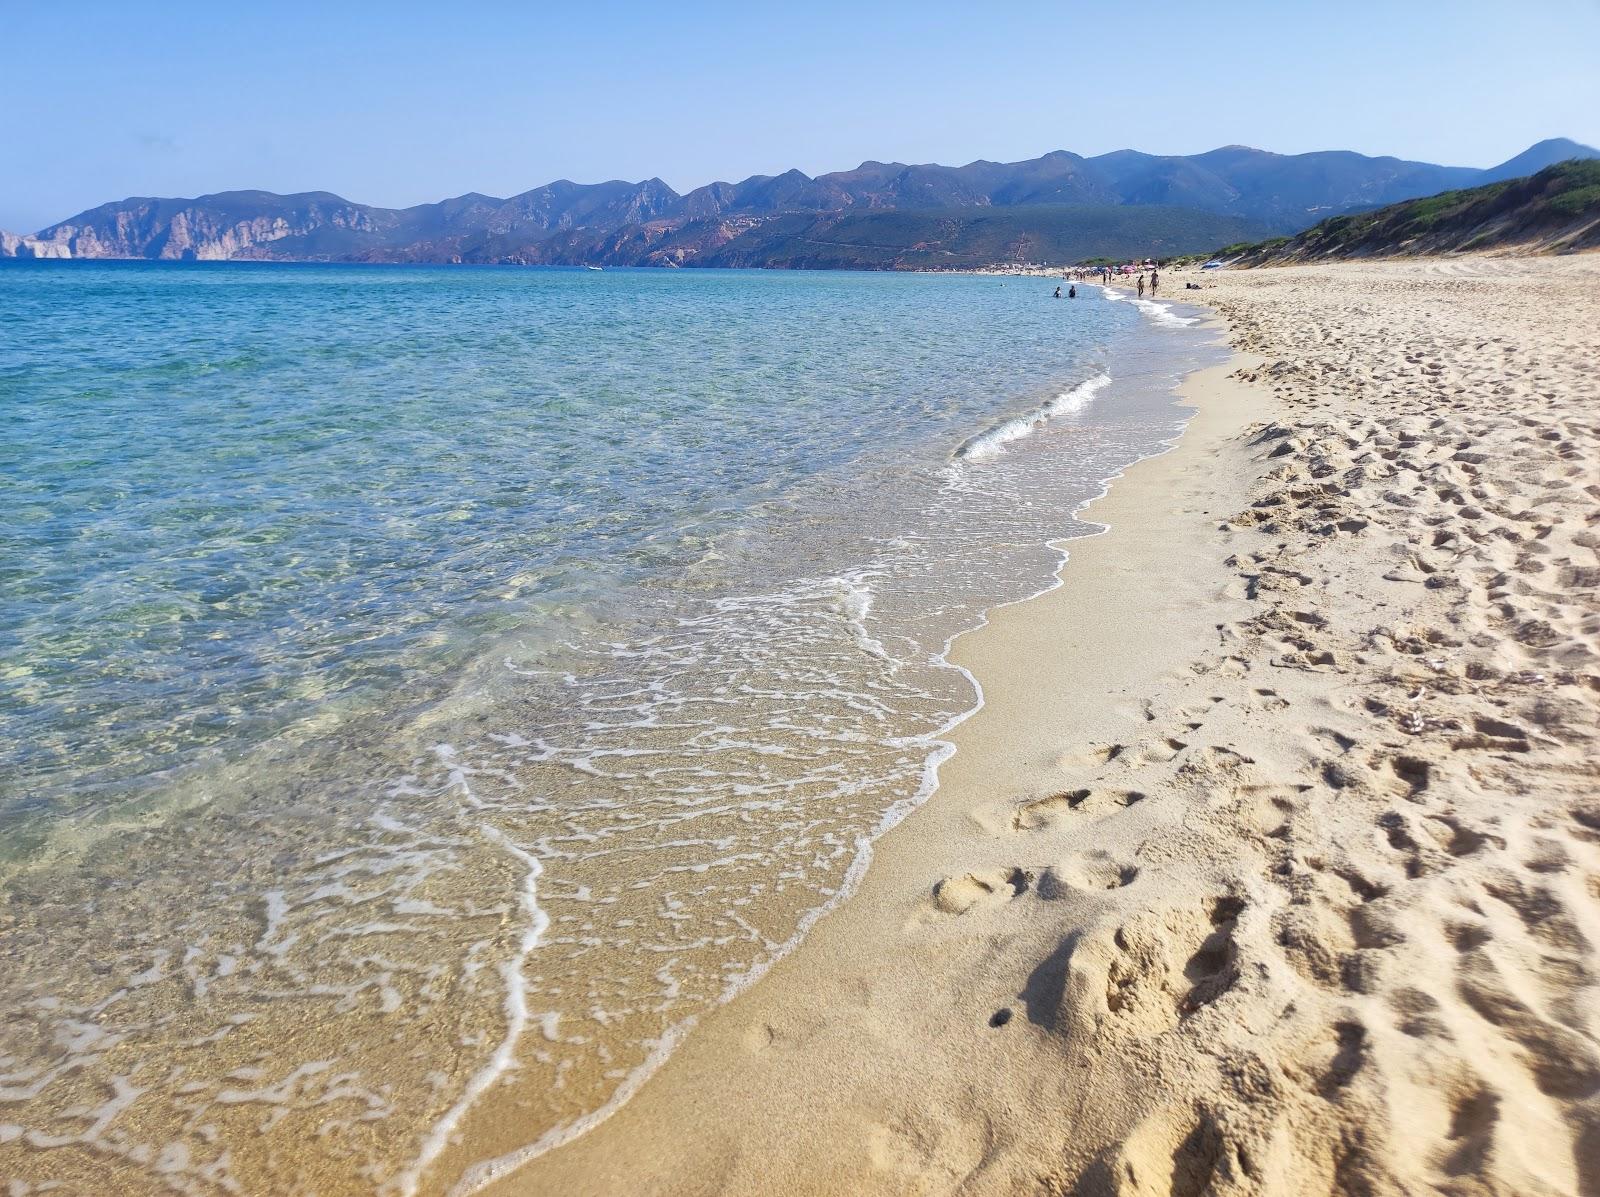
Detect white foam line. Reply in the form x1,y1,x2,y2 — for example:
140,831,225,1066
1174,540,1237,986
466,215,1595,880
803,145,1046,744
448,326,1217,1196
388,754,551,1197
449,1016,696,1196
1097,283,1198,328
830,573,891,662
957,372,1112,460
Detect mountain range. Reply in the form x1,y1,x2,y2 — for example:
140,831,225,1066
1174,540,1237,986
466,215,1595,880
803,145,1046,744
3,138,1594,269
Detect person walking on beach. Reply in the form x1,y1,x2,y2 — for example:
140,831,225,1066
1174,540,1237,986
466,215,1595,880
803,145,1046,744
1150,269,1159,296
1137,273,1146,298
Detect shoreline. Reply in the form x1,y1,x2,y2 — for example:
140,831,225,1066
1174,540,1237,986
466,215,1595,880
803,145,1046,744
423,299,1225,1194
461,300,1268,1193
1,265,1219,1197
472,254,1600,1195
417,292,1232,1195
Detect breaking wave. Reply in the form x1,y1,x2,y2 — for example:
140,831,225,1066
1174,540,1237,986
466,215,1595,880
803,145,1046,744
956,372,1113,460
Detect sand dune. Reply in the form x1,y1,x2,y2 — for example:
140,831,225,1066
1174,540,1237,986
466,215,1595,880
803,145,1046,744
479,256,1600,1197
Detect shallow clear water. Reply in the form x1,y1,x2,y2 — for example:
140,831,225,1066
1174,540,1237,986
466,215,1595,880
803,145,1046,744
0,261,1219,1194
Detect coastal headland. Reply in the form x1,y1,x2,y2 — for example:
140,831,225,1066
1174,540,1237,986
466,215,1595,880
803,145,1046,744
468,254,1600,1196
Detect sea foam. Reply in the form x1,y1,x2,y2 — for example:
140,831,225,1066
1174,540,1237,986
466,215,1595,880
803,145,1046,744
957,373,1112,460
1100,284,1199,328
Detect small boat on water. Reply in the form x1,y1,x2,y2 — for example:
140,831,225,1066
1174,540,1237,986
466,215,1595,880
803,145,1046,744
586,265,603,271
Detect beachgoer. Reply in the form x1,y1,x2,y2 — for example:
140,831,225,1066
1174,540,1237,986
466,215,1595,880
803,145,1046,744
1137,274,1145,298
1054,286,1062,299
1068,285,1076,298
1150,270,1159,296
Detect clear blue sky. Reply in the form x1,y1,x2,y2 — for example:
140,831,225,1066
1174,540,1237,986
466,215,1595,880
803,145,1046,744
4,0,1597,232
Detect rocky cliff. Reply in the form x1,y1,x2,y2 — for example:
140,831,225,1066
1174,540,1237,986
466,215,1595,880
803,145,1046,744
21,192,394,260
1,230,72,258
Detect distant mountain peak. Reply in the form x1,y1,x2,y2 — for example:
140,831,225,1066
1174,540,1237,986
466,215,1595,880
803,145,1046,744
1524,136,1594,153
1482,137,1600,183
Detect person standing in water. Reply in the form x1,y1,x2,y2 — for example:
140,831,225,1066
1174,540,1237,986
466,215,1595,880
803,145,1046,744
1054,285,1062,298
1150,268,1159,296
1068,284,1077,298
1136,273,1146,298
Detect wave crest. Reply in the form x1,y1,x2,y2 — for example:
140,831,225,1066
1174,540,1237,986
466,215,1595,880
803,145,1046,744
956,372,1113,461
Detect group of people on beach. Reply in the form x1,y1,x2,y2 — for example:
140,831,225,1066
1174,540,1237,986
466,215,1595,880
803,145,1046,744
1053,259,1161,300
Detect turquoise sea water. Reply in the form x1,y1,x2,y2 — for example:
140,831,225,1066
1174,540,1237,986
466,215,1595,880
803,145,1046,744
6,264,1124,817
0,261,1219,1194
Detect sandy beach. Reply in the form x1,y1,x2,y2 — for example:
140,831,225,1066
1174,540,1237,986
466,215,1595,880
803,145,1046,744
470,254,1600,1196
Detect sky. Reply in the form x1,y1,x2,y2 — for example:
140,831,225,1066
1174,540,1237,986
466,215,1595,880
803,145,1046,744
3,0,1598,232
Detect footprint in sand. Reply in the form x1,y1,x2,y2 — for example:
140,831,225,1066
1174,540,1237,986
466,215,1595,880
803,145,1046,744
1251,686,1290,712
1038,852,1140,896
929,867,1033,916
1012,788,1145,831
1130,737,1188,766
1054,741,1125,770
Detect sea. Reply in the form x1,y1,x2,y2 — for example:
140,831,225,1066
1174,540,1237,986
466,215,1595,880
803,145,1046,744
0,260,1222,1194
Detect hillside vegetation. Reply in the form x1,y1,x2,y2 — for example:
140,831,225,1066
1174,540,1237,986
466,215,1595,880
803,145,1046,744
505,205,1270,270
1224,159,1600,263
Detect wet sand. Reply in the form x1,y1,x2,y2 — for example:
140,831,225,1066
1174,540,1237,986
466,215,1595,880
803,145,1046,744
470,255,1600,1196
